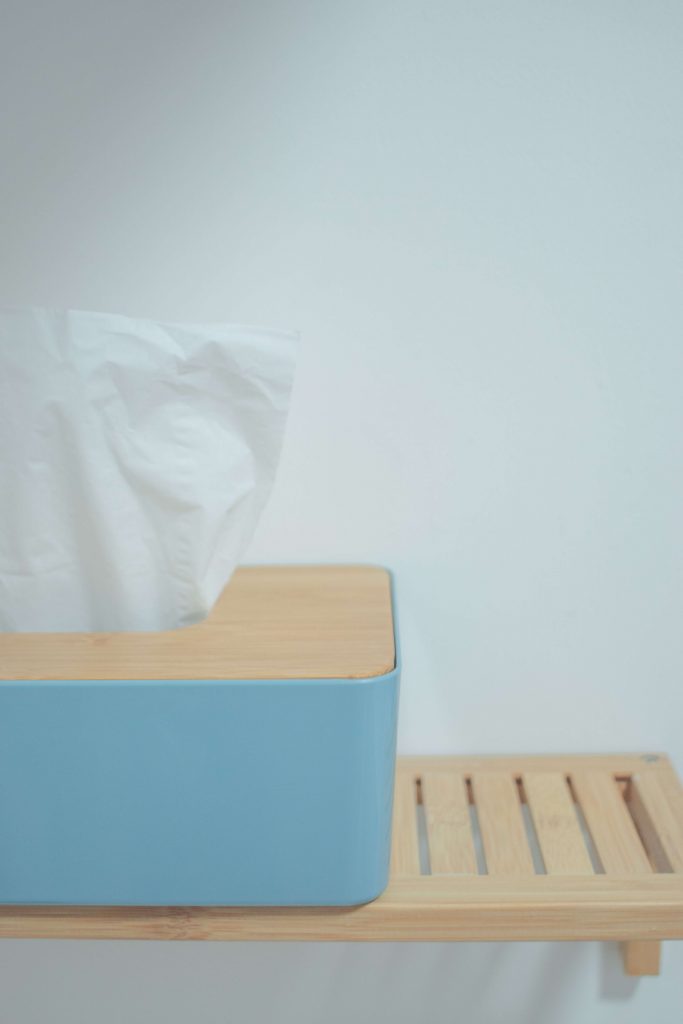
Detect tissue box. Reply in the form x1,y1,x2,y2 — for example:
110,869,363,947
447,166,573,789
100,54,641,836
0,566,399,906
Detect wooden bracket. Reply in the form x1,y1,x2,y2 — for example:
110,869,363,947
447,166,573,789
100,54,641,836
621,940,661,976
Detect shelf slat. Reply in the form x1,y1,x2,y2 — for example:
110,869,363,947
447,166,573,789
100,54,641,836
421,771,477,875
523,773,593,875
571,771,652,875
471,773,535,876
629,771,683,873
390,771,420,877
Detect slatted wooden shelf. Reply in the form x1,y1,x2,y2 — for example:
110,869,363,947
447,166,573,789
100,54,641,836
2,754,682,977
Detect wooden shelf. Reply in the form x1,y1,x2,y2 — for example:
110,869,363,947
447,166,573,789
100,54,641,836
2,754,682,977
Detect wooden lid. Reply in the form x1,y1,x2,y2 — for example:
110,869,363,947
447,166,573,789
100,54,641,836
0,565,395,681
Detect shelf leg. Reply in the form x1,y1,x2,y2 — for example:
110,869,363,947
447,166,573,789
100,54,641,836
621,941,661,976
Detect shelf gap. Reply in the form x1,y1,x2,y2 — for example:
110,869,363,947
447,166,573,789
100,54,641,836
465,776,488,875
414,777,431,876
566,774,605,873
515,777,546,874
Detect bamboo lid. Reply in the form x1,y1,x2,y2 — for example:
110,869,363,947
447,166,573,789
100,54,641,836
0,565,395,681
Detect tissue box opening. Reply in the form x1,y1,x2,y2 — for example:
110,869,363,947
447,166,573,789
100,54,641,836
0,565,399,906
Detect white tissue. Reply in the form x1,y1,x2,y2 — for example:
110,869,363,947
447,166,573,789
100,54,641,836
0,308,297,632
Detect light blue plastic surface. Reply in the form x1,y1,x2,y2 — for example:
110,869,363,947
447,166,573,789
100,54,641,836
0,584,400,907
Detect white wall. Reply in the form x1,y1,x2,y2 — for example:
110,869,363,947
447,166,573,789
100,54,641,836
1,2,682,1020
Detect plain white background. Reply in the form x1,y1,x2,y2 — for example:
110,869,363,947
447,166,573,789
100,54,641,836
1,1,682,1020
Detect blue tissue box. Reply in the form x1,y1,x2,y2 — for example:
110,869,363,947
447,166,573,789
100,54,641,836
0,566,399,906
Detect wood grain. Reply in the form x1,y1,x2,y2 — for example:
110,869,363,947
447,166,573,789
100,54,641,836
0,565,396,681
397,754,669,775
523,773,593,875
571,772,652,875
626,774,683,872
390,772,420,877
621,939,662,976
627,780,676,872
1,876,682,942
629,772,683,873
471,773,535,876
421,772,478,875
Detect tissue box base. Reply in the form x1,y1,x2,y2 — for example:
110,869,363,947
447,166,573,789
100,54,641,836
0,566,399,906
